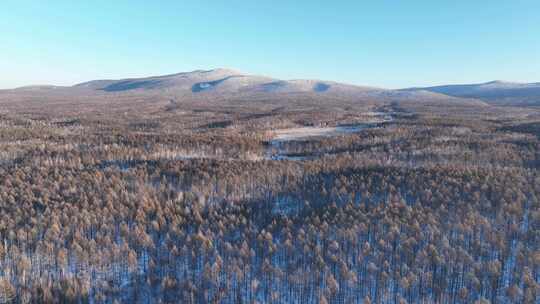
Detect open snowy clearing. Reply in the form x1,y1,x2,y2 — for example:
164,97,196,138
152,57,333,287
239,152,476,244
265,112,393,160
266,125,371,160
271,112,393,142
272,125,368,142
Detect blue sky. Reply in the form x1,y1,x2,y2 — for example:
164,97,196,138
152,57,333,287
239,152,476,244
1,0,539,89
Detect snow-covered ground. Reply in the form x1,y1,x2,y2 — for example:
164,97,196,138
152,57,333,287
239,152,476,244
266,112,393,160
272,125,368,142
266,125,368,161
272,112,392,142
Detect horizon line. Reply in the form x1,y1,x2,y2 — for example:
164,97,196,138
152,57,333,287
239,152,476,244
2,68,538,91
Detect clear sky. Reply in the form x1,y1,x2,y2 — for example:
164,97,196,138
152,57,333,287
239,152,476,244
1,0,539,89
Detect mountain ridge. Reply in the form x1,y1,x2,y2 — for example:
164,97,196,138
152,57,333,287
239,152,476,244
5,69,524,108
402,80,540,106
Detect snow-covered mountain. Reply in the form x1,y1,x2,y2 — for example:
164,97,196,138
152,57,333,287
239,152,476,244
402,81,540,106
72,68,379,96
1,68,489,107
70,69,487,104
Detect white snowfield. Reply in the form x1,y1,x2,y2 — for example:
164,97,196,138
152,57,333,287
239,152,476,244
265,112,393,160
271,112,393,142
272,125,368,142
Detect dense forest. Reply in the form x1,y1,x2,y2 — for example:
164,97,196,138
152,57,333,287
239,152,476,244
0,97,539,303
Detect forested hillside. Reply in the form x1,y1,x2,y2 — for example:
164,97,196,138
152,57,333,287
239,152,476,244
0,96,539,303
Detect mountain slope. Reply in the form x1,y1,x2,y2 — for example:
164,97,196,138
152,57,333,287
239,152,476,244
74,69,255,92
0,69,489,109
403,81,540,106
69,69,487,106
73,68,381,96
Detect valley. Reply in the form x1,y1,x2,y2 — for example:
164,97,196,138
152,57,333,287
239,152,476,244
0,70,539,303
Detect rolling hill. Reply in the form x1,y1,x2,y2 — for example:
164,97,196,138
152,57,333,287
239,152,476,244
1,69,490,110
403,81,540,106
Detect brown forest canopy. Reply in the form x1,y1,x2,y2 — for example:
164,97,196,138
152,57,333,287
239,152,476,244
0,90,539,303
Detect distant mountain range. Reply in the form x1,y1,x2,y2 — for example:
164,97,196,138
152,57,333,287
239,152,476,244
402,81,540,106
3,69,539,107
